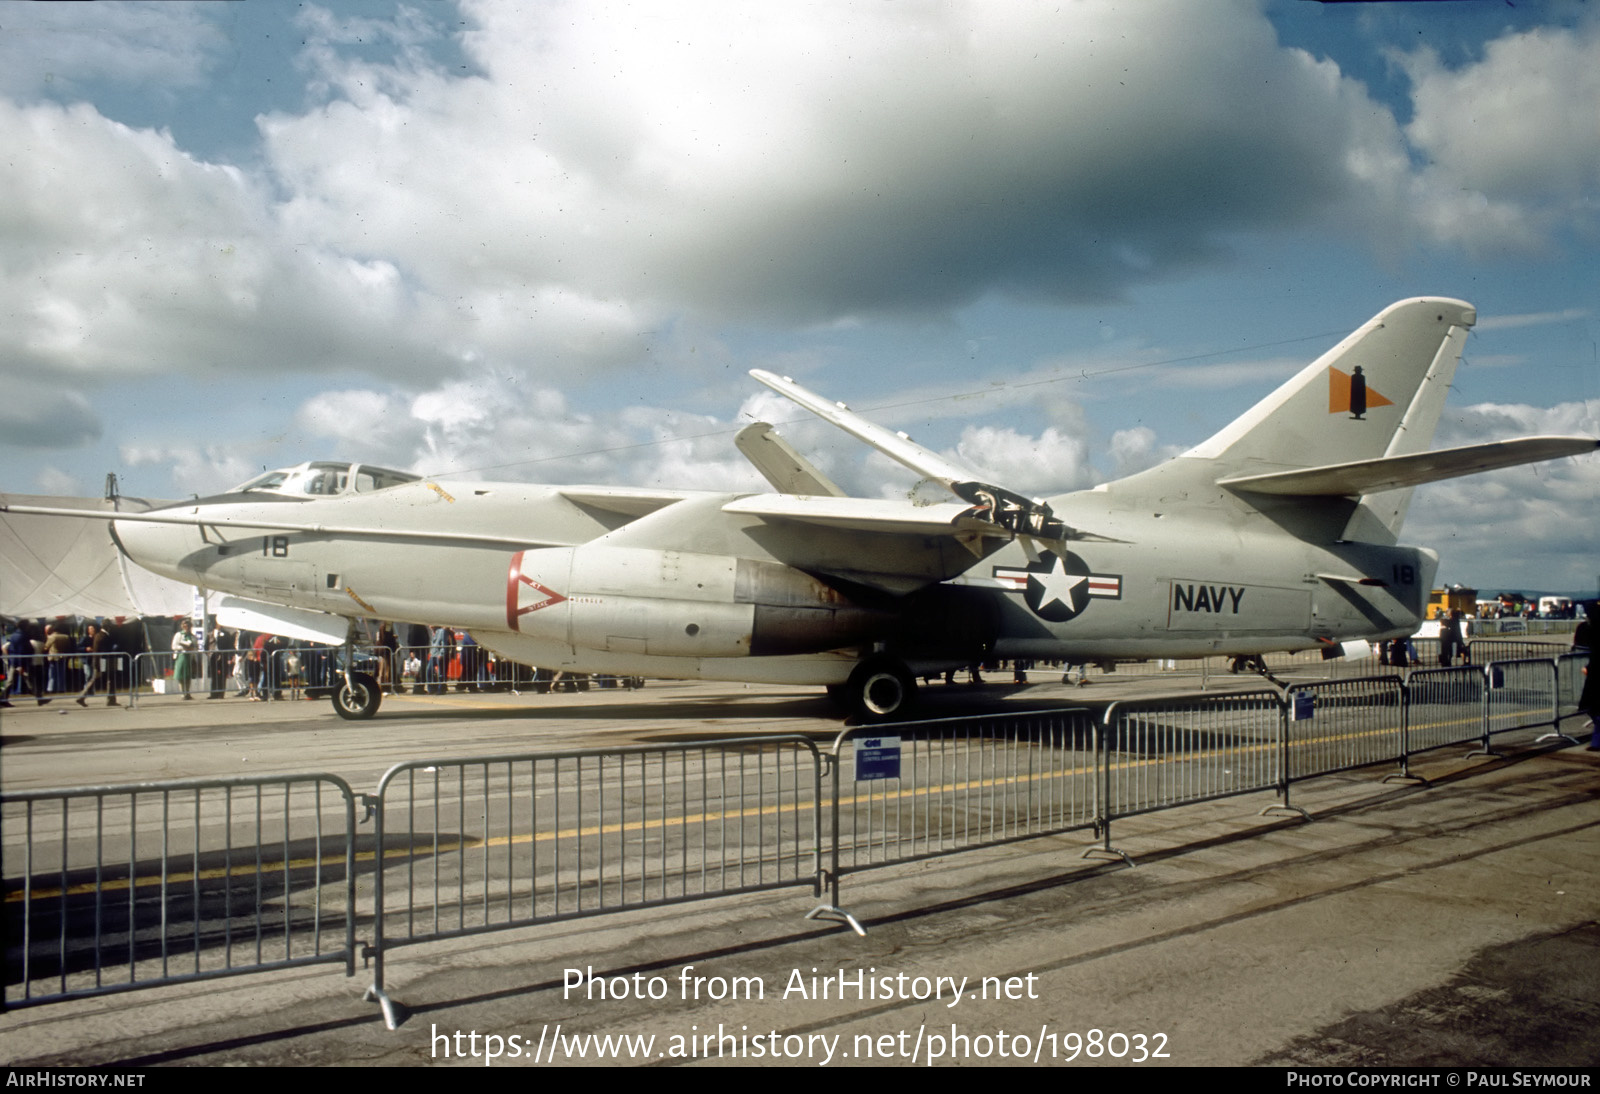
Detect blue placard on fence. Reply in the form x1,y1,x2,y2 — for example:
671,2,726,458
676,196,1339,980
1291,691,1315,721
855,736,902,781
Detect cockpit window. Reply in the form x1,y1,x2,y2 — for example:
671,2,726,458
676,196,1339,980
353,466,419,492
231,470,291,493
303,463,348,495
228,462,421,497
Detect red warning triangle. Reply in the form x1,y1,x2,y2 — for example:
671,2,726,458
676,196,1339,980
1328,367,1393,414
506,551,568,630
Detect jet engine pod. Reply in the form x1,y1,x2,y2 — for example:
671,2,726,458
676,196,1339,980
739,558,895,656
509,546,893,659
559,545,749,657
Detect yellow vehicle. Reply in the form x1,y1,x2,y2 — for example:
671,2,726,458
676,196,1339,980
1427,585,1478,620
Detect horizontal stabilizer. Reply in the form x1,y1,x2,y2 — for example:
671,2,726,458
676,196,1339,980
1218,436,1599,497
734,423,846,497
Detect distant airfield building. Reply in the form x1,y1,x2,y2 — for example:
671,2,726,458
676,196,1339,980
1428,585,1478,620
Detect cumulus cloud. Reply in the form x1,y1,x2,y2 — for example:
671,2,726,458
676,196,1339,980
951,424,1097,497
1436,401,1600,446
33,467,87,496
1107,426,1183,479
4,0,1590,413
1395,20,1600,252
120,443,257,497
283,368,769,491
0,1,225,98
0,98,469,389
255,0,1407,330
0,379,102,448
1408,401,1600,590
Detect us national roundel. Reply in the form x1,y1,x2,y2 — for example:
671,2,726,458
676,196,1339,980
992,550,1122,623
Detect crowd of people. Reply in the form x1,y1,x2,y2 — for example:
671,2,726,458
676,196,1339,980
2,618,548,707
3,619,128,708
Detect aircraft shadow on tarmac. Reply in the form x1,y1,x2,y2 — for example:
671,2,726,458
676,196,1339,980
374,680,1090,726
4,833,445,989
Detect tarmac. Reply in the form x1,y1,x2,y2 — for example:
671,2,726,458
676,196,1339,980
2,674,1596,1068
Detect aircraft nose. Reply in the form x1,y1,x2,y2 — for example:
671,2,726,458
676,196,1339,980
111,517,198,585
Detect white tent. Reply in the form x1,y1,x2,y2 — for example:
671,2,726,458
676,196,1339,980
0,493,195,619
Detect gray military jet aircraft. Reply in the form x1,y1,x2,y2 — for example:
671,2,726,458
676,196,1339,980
4,298,1595,720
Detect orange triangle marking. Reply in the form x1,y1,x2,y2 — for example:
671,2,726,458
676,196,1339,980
1328,366,1393,414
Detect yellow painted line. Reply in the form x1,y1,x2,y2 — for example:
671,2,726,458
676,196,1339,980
7,797,808,903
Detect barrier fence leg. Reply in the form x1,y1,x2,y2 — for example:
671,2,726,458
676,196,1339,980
1261,701,1309,819
1384,690,1428,786
1467,670,1499,757
359,792,409,1030
1082,717,1131,865
1536,659,1581,745
805,755,864,935
1082,817,1133,867
805,873,865,936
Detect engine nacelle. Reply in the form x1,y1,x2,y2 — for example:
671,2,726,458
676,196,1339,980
505,546,890,658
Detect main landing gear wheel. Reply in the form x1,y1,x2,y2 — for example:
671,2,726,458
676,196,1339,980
333,671,381,720
847,657,916,722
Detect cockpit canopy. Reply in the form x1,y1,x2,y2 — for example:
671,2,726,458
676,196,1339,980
227,461,421,498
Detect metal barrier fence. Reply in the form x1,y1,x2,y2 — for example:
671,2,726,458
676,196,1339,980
3,651,132,706
1557,652,1590,717
1026,642,1426,687
1016,636,1562,687
387,643,638,694
1283,676,1406,784
2,774,357,1010
1101,689,1283,824
1484,658,1559,739
1403,665,1486,759
825,710,1098,918
364,737,823,1020
1469,638,1572,664
128,645,385,706
3,653,1590,1023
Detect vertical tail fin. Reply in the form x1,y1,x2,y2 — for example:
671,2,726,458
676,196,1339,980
1188,297,1475,542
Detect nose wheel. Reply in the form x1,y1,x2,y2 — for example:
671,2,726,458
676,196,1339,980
333,671,381,720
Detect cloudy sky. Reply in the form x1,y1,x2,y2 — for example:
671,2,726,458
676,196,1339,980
2,0,1597,594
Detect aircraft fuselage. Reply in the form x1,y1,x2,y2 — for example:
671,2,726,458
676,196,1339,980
112,472,1432,687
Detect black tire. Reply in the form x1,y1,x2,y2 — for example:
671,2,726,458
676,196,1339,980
848,658,916,722
332,671,381,720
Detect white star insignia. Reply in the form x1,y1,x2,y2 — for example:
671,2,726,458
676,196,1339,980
1032,555,1086,614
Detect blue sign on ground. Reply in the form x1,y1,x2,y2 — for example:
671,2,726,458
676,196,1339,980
854,736,902,781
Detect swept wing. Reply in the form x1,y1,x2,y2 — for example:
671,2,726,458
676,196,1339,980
748,370,1074,540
